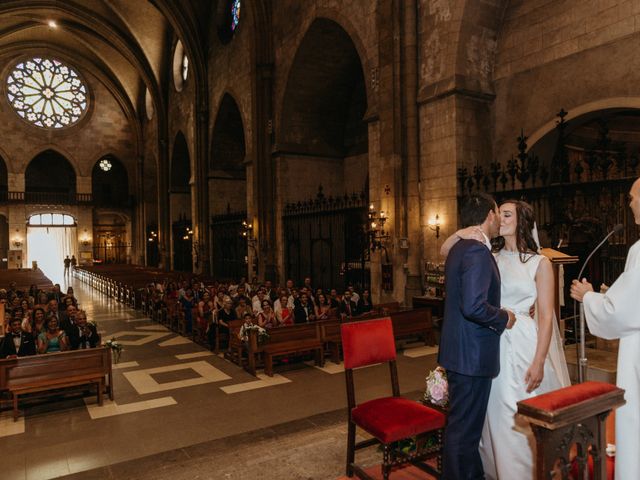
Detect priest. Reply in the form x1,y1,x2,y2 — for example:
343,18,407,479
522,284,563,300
570,177,640,480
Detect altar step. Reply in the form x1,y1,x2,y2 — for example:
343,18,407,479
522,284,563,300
564,346,617,384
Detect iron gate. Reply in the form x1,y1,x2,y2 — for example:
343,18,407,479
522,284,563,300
283,188,370,292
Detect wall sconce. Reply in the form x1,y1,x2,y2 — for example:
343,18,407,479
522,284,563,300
428,214,441,239
367,203,390,252
241,220,254,240
182,227,193,241
148,230,158,243
80,228,91,246
12,238,22,248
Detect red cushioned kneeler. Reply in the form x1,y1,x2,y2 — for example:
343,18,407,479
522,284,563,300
517,381,625,480
341,318,446,480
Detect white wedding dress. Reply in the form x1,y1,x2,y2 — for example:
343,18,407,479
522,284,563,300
480,251,571,479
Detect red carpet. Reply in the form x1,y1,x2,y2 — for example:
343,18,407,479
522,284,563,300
336,465,436,479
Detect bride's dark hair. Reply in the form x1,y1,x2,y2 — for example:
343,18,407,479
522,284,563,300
491,200,539,262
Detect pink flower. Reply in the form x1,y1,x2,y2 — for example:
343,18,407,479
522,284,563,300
430,383,445,402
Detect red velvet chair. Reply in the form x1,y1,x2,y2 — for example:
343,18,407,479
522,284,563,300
341,318,446,479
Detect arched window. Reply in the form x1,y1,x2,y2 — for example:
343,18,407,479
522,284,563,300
28,213,76,226
218,0,241,44
6,57,88,129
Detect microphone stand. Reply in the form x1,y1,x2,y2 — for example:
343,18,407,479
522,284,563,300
575,225,623,382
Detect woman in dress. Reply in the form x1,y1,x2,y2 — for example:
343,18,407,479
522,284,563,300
275,294,294,326
37,317,69,353
257,300,277,329
441,200,570,480
314,293,333,320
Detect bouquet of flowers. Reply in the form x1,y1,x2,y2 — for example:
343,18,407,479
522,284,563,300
104,338,123,363
238,324,270,344
423,366,448,407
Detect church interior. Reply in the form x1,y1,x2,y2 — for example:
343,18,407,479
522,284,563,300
0,0,638,479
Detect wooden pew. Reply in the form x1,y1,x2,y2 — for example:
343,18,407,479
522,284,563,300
261,323,324,377
390,308,435,346
0,347,113,421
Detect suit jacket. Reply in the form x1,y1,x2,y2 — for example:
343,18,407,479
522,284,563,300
293,303,314,324
65,323,100,350
437,239,508,377
0,331,37,358
339,300,358,317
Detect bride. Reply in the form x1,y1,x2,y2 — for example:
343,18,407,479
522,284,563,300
441,199,570,479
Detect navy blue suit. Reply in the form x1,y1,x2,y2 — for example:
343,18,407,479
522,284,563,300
438,239,508,480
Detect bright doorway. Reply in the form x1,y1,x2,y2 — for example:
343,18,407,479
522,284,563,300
27,213,77,284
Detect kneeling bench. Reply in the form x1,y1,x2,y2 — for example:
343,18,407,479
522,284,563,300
0,347,113,421
262,323,324,377
517,381,625,480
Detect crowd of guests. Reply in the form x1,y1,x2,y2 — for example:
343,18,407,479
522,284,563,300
143,276,374,349
0,282,100,359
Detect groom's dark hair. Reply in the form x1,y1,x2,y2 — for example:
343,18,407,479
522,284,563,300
460,193,496,228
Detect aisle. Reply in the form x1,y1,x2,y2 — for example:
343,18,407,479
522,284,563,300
1,276,437,480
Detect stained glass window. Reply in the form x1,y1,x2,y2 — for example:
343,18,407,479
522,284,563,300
99,159,112,171
6,57,88,129
231,0,241,31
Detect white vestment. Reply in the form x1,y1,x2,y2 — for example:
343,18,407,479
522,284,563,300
583,239,640,480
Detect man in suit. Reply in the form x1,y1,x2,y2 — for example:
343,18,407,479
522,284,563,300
293,293,315,323
438,193,516,480
0,317,37,358
65,310,100,350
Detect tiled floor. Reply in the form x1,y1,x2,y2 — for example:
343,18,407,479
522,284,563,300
0,277,439,480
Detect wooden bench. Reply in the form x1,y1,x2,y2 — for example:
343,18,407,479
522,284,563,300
319,318,343,363
0,347,113,421
261,323,324,376
390,308,435,346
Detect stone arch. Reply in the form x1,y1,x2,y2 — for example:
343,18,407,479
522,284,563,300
210,93,246,172
277,13,373,139
170,131,191,192
25,149,77,201
278,18,367,163
527,98,640,151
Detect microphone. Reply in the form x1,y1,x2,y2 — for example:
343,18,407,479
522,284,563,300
575,223,623,382
577,223,624,280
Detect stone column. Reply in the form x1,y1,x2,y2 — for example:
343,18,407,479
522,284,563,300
193,104,210,274
157,137,170,270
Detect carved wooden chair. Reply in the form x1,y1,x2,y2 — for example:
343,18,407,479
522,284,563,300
341,317,446,479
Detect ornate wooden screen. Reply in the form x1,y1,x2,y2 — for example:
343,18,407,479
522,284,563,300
283,187,370,292
457,110,640,294
211,211,247,281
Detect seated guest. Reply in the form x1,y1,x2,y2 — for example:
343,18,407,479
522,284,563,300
235,297,252,319
27,307,47,335
314,293,333,320
0,317,37,358
357,289,373,315
339,291,358,318
252,289,267,314
37,317,69,353
210,298,236,348
257,300,277,328
46,298,59,319
59,304,78,331
66,310,100,349
275,294,294,326
180,288,196,334
294,293,316,323
197,291,215,335
347,285,360,305
329,289,340,309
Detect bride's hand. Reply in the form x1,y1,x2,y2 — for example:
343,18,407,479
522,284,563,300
457,226,485,243
524,361,544,393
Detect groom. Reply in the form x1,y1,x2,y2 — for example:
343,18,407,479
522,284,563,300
438,193,516,479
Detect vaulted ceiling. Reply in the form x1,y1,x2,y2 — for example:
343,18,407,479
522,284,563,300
0,0,213,124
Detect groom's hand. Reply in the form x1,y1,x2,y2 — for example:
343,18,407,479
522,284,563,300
505,310,516,329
